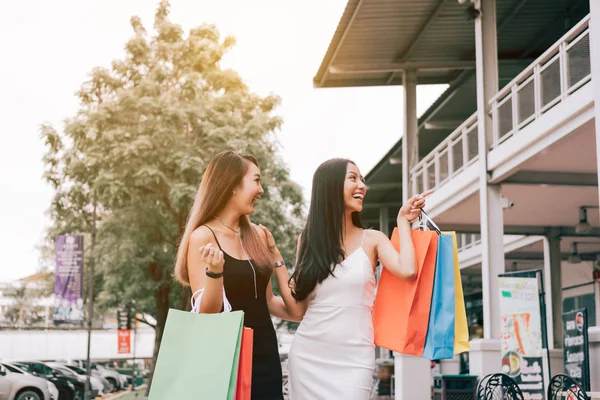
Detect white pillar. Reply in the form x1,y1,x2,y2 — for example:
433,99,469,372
379,207,390,237
401,70,418,203
589,0,600,336
543,231,562,350
394,353,431,400
474,0,505,340
397,71,428,399
591,2,600,215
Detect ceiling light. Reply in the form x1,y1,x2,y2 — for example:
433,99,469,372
576,207,593,234
389,157,402,165
568,243,581,264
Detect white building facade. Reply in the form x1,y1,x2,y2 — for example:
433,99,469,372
313,0,600,397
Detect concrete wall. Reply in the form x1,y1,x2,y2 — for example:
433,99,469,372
0,329,155,361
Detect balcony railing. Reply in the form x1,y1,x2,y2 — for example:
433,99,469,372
410,113,479,195
409,16,592,195
456,233,482,253
490,15,591,148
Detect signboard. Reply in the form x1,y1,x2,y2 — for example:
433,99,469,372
118,329,131,354
117,307,133,354
53,235,84,325
563,309,590,392
499,276,545,399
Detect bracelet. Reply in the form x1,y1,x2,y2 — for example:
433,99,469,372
205,268,224,279
274,260,285,268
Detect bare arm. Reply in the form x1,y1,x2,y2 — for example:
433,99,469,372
375,219,417,280
266,280,303,322
257,226,309,321
187,227,225,314
376,190,433,280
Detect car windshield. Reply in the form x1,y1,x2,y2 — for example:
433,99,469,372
15,363,35,374
2,364,22,374
53,366,75,377
66,365,86,375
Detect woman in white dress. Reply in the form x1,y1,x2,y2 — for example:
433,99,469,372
280,158,432,399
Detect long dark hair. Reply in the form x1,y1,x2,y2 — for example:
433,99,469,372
290,158,362,301
174,150,272,286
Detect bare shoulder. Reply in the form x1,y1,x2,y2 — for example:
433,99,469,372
364,229,388,245
189,225,217,248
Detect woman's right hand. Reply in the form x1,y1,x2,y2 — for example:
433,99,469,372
198,242,224,273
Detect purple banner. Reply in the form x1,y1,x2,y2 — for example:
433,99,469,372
54,235,84,324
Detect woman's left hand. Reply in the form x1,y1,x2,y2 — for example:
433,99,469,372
258,224,278,253
398,189,434,222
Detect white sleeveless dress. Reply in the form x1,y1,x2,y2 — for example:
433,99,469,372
288,232,376,399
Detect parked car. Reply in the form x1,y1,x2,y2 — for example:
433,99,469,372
58,364,112,394
0,364,58,400
12,363,81,400
0,365,54,400
45,364,101,397
70,362,121,392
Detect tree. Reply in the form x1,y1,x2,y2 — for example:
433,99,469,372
41,0,303,388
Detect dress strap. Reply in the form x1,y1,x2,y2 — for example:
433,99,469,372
360,229,367,247
202,225,223,250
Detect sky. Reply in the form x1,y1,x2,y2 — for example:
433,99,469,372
0,0,446,282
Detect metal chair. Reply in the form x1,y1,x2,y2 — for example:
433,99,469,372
548,374,589,400
476,373,525,400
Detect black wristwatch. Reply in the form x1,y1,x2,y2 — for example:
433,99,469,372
205,268,224,279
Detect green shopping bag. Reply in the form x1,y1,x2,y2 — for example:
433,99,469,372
148,309,245,400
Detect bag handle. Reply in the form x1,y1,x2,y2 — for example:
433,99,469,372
418,209,442,235
190,287,232,313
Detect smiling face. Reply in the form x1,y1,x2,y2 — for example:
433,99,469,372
343,162,366,213
231,160,264,215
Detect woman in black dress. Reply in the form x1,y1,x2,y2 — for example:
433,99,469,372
174,150,299,400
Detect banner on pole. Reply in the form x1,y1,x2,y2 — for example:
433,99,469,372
117,307,133,354
54,235,84,325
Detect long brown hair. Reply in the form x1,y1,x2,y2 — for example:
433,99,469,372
174,150,272,286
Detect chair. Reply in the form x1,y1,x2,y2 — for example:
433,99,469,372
548,374,589,400
476,373,525,400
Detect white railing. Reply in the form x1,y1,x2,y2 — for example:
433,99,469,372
410,113,479,195
409,15,591,195
456,233,482,253
490,15,591,148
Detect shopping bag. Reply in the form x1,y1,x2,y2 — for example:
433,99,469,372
373,227,439,356
148,309,245,400
423,233,456,360
236,327,254,400
446,232,470,354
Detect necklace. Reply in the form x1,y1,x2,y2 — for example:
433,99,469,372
214,216,239,234
212,216,258,299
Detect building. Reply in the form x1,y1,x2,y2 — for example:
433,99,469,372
314,0,600,397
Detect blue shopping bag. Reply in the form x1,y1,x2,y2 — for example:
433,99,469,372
422,233,456,360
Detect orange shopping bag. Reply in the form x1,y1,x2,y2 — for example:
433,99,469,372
235,327,253,400
372,228,438,356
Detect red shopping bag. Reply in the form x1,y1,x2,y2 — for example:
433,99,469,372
235,327,253,400
372,228,438,356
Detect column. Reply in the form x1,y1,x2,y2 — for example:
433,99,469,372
543,231,562,350
397,70,430,399
401,70,418,203
591,1,600,213
474,0,505,340
379,207,390,237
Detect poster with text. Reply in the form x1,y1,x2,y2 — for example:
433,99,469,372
499,276,545,400
563,309,590,392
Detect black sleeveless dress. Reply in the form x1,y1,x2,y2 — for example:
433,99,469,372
204,226,283,400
